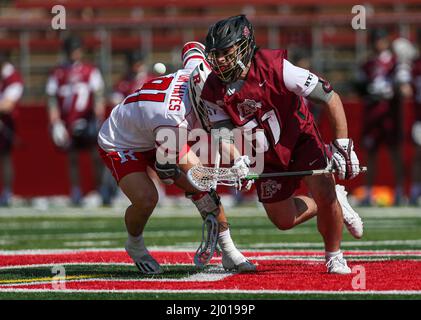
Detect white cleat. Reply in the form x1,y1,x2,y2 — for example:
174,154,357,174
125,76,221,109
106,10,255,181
222,253,257,273
125,241,163,275
326,253,351,275
336,184,364,239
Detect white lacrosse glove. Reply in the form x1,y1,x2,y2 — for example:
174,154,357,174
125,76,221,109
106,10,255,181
51,121,70,149
412,121,421,146
232,155,254,191
330,138,360,180
232,155,251,179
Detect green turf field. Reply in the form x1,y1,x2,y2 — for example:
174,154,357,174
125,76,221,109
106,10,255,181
0,203,420,300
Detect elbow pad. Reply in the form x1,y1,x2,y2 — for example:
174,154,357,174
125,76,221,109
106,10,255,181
307,78,334,104
154,161,181,185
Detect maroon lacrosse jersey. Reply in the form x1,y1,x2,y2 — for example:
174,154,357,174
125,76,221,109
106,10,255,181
360,51,402,150
361,52,397,87
46,61,104,127
412,57,421,122
113,71,153,101
0,63,24,152
202,49,328,202
202,49,324,168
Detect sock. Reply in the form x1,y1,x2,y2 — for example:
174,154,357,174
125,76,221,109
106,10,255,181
325,250,342,261
70,186,83,204
410,183,421,199
395,185,404,197
365,186,372,200
218,229,246,264
127,233,148,255
0,187,11,198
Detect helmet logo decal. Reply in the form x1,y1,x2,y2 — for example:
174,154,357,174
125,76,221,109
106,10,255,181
242,26,250,38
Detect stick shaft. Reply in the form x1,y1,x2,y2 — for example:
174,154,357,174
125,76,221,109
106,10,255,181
245,166,367,180
212,136,221,189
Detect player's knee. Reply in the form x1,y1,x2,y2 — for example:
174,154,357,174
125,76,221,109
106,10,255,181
314,185,337,207
131,190,158,212
275,220,295,231
265,202,296,230
268,214,295,230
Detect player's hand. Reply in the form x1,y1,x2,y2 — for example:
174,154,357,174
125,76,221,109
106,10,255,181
232,155,251,179
236,179,254,191
51,121,70,149
330,138,360,180
412,121,421,146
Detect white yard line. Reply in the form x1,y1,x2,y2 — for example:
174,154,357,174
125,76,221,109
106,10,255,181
1,247,421,255
0,288,419,295
251,239,421,248
0,206,419,218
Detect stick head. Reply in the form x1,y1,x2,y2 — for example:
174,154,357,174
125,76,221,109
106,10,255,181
187,165,218,191
187,165,239,191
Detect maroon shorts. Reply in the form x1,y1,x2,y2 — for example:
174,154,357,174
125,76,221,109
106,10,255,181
98,146,156,183
255,125,329,203
361,99,402,151
0,115,15,153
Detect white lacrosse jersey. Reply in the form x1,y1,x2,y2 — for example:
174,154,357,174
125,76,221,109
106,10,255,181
98,60,201,153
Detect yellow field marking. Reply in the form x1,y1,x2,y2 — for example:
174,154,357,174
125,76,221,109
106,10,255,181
0,275,106,285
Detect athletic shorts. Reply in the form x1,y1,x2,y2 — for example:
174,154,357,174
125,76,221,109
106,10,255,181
361,99,403,151
98,146,156,183
255,125,329,203
0,115,15,153
70,117,99,151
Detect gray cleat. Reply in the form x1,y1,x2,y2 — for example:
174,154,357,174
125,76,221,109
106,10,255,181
222,254,257,273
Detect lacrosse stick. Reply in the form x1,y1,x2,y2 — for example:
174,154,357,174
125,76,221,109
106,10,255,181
193,134,222,268
188,165,368,192
193,213,220,268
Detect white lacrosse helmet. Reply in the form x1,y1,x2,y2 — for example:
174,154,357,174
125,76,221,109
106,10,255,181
188,61,212,132
392,37,418,63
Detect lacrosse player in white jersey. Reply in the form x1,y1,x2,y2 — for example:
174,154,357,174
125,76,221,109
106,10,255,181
97,42,255,274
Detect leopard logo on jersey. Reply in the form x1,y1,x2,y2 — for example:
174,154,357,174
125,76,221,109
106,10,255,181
237,99,262,121
260,179,282,200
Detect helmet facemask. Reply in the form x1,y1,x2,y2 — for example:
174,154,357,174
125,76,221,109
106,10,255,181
205,15,256,83
206,37,254,83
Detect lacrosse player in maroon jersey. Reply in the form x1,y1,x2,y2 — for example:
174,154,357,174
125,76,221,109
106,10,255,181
110,50,154,106
358,29,411,206
200,15,364,274
409,39,421,206
0,52,24,207
46,35,110,206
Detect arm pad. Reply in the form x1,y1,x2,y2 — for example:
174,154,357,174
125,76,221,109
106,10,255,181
186,189,221,219
307,78,334,104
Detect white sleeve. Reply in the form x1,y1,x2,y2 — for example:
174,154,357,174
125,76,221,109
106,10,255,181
89,68,105,92
203,99,231,123
46,75,58,96
2,83,23,102
283,59,319,97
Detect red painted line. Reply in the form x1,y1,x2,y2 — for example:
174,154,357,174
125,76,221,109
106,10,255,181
1,260,420,292
1,250,420,267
